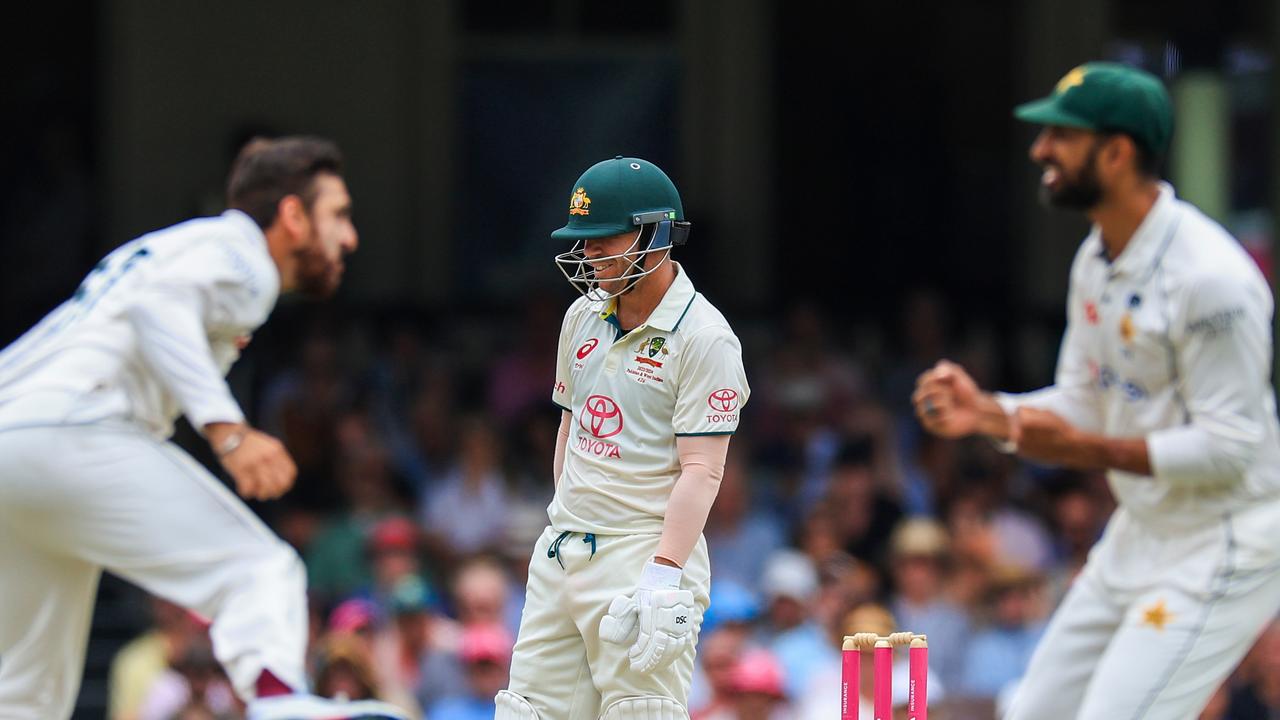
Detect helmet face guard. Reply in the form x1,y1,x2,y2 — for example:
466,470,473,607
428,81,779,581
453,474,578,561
554,218,690,301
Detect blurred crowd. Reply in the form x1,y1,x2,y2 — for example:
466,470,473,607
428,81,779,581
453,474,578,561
106,290,1280,720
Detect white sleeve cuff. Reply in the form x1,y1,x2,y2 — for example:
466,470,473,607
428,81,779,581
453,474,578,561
1147,425,1213,484
189,399,247,431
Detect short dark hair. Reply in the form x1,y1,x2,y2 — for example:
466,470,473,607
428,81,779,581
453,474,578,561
226,136,344,229
1103,131,1163,179
1131,137,1164,178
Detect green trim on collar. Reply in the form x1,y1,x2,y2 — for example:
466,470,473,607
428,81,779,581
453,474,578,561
671,293,698,333
596,298,627,341
603,313,625,341
644,263,698,332
675,431,736,437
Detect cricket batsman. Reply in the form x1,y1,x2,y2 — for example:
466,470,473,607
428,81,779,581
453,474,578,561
495,156,749,719
0,137,407,720
914,63,1280,718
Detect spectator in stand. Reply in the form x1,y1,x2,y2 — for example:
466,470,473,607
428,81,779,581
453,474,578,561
369,575,440,719
420,415,510,558
887,517,971,692
690,580,760,716
109,598,206,720
726,649,794,720
355,516,424,615
820,436,902,566
305,437,403,603
136,636,238,720
313,635,381,702
426,623,513,720
690,625,750,719
257,329,352,502
960,565,1049,700
1044,475,1110,602
812,551,879,634
757,549,834,698
947,453,1054,573
326,598,380,662
705,445,785,590
451,555,517,635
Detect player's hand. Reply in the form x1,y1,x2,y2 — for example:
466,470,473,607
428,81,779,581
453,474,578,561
1015,407,1082,466
207,423,297,501
913,360,983,438
599,560,702,674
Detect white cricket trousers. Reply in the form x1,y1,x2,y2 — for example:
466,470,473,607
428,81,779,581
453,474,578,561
1007,502,1280,720
506,526,712,719
0,422,308,719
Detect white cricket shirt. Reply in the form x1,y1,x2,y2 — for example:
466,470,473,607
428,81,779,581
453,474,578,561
1000,183,1280,528
0,210,279,438
549,263,749,534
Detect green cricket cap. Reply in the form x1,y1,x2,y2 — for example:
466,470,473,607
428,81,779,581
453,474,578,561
1014,62,1173,155
551,156,684,241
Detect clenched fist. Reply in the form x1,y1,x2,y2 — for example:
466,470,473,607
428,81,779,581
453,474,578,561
206,422,298,501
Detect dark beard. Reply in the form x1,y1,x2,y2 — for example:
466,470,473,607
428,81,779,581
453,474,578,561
294,245,340,298
1039,142,1104,211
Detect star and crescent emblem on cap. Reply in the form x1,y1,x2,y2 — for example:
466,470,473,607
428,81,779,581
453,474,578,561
569,187,592,216
1056,66,1088,94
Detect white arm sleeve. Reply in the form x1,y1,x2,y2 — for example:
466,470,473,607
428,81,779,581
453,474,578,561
125,282,245,429
995,254,1105,432
122,238,276,431
1147,273,1271,485
655,434,730,567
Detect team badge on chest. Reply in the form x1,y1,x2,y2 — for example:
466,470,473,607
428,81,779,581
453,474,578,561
628,336,669,384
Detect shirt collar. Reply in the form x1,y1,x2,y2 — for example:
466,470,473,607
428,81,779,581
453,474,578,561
1101,181,1177,277
598,262,698,333
223,209,269,249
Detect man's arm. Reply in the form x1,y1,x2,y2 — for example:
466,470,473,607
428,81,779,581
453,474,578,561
553,409,571,488
653,434,731,568
1146,273,1271,484
978,272,1269,480
125,282,245,429
123,249,295,500
913,360,1150,472
1014,407,1151,474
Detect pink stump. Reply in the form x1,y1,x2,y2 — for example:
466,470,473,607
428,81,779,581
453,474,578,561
908,639,929,720
873,641,892,720
841,638,859,720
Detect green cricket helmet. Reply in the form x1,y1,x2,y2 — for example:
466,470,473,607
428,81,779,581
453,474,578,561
552,156,690,300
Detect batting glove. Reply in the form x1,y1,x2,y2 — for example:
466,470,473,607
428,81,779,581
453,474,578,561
599,560,702,674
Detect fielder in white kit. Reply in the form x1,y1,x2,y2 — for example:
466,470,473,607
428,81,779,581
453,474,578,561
914,63,1280,718
0,136,407,720
495,157,749,720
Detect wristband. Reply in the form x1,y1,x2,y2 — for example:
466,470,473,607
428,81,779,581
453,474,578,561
216,429,248,458
991,410,1020,454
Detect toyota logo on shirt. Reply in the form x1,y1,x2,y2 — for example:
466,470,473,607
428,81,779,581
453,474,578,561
707,389,739,412
579,394,624,438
